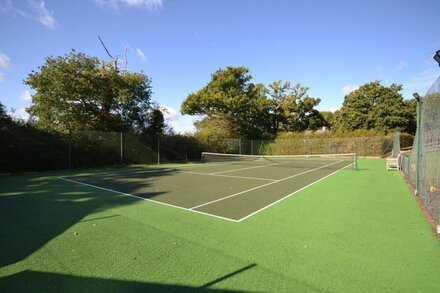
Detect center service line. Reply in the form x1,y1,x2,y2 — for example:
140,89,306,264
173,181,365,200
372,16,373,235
189,160,343,210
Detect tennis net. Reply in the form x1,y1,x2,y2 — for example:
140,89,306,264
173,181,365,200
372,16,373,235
201,152,358,170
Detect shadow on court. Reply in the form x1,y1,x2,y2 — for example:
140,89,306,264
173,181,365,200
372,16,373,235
0,169,175,268
0,270,251,292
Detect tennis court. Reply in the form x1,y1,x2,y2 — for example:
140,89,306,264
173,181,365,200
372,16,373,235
61,153,357,221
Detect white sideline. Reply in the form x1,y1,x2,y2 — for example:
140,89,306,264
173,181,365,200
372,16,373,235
189,160,343,210
58,177,239,222
236,163,353,222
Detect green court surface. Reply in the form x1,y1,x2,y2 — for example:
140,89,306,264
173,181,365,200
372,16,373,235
1,159,440,292
62,158,353,221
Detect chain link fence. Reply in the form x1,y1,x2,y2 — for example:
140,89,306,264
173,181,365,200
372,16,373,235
203,136,397,157
68,131,202,169
400,75,440,231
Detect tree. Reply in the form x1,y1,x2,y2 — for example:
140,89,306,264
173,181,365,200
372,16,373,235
320,111,335,129
145,104,165,135
25,50,153,132
181,67,324,138
334,81,416,134
0,101,13,131
181,66,270,138
267,81,324,133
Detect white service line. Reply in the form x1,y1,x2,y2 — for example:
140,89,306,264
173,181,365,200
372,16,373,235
212,161,290,174
179,171,276,182
236,163,353,222
58,177,239,222
189,160,344,210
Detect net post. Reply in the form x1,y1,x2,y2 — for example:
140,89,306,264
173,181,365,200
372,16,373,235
239,137,242,154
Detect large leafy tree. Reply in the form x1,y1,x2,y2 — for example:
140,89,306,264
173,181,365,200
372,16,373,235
181,67,324,138
181,66,270,138
25,50,153,132
144,104,166,135
334,81,416,134
267,81,324,133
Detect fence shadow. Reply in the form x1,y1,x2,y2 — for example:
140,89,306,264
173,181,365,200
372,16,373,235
0,270,248,293
0,169,175,267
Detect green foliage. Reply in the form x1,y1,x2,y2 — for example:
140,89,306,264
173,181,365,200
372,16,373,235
0,120,68,172
399,133,414,148
181,67,324,138
182,66,270,138
266,130,393,156
335,81,416,134
267,81,324,132
320,111,335,128
25,50,153,133
145,105,165,135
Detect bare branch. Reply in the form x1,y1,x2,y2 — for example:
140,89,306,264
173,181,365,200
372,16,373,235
98,35,114,59
124,44,128,73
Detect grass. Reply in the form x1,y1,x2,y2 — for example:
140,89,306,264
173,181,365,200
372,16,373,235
0,159,439,292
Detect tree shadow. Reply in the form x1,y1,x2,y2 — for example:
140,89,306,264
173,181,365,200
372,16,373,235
0,169,175,267
0,270,249,293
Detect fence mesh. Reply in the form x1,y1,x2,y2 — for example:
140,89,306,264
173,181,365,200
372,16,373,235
204,136,394,157
68,131,202,168
401,75,440,230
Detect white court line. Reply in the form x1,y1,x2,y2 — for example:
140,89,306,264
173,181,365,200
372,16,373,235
179,171,276,182
189,160,343,210
236,163,353,222
58,177,239,222
211,162,289,174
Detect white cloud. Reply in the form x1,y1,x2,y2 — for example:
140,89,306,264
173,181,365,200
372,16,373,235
20,90,32,101
0,53,11,69
0,72,4,83
342,84,359,95
136,48,146,62
404,67,439,90
161,104,197,133
8,108,29,120
1,0,27,16
95,0,162,9
395,61,407,71
30,0,57,29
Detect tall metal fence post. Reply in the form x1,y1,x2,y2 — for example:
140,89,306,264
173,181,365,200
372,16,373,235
157,133,160,165
185,138,188,162
239,137,242,154
120,132,124,164
68,128,72,170
415,99,422,195
251,139,253,155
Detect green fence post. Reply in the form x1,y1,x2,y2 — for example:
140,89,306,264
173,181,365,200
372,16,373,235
157,133,160,165
68,128,72,170
120,132,124,164
415,99,422,195
185,138,188,162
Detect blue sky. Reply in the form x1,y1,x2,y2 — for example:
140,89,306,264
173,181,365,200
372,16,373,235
1,0,439,132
